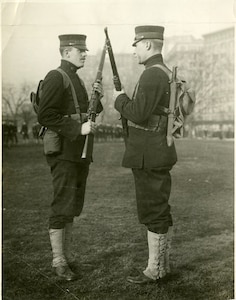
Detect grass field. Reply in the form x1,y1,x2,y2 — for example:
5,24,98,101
2,138,234,300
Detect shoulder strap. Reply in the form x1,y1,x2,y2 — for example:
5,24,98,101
56,68,81,114
150,64,172,115
151,63,172,79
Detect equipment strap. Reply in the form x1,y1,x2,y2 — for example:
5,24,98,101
151,64,184,137
56,68,81,115
151,64,172,114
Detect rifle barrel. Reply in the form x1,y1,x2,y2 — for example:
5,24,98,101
104,27,122,91
81,39,107,158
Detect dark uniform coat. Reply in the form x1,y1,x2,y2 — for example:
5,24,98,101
38,59,102,163
115,54,176,233
38,59,103,227
115,54,177,169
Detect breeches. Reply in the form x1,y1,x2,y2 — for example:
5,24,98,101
132,168,172,234
47,157,89,229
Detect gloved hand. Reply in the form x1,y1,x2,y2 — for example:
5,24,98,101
81,120,96,135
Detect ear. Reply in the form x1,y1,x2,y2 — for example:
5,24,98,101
145,40,151,50
64,48,70,58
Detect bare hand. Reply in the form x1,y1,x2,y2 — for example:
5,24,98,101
81,120,96,135
113,89,125,101
93,81,104,99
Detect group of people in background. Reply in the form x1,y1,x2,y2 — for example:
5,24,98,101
3,120,233,149
2,121,31,147
2,121,19,147
2,121,125,148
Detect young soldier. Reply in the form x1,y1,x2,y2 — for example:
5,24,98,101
38,34,103,281
113,26,177,284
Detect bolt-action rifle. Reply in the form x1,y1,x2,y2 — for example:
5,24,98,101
167,66,178,147
81,40,107,159
104,27,128,140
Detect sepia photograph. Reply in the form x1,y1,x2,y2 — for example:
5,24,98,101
2,0,235,299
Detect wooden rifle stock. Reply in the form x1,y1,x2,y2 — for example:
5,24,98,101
81,41,107,159
104,27,128,138
167,66,178,147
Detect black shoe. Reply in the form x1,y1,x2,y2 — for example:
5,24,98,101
67,261,80,274
68,260,93,273
53,265,78,281
127,271,157,284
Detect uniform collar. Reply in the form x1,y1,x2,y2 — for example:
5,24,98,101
144,54,163,69
60,59,79,73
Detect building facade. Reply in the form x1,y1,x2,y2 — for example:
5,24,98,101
165,27,234,138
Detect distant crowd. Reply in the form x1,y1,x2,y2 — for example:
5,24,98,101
2,120,234,148
2,121,124,148
185,123,234,140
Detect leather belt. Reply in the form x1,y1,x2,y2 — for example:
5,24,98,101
128,115,167,132
64,113,87,122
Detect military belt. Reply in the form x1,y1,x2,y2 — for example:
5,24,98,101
128,115,167,132
64,113,88,123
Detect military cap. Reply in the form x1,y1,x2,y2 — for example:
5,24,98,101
132,25,164,46
59,34,88,51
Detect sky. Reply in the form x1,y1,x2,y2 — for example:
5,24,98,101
1,0,236,86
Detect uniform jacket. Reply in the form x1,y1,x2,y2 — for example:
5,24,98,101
114,54,177,169
38,59,103,163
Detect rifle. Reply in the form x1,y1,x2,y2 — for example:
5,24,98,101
167,66,178,147
81,40,107,159
104,27,128,139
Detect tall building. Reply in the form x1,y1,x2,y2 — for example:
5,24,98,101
199,27,234,123
164,27,234,138
164,35,203,76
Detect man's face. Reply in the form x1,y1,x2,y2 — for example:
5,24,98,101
67,47,87,68
133,40,148,64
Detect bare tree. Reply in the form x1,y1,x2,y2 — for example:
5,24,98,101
2,82,36,124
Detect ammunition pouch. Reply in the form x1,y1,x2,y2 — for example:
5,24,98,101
43,129,61,155
43,113,89,156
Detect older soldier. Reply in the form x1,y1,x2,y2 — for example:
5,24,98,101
113,26,177,284
38,34,103,281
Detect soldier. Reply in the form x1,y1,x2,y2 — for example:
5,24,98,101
8,121,15,146
12,122,18,145
2,121,10,148
113,26,177,284
20,122,29,143
38,34,103,281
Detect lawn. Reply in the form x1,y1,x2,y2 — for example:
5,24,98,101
2,138,234,300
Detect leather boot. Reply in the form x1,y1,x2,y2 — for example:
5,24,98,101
49,228,77,281
53,265,78,281
127,270,157,284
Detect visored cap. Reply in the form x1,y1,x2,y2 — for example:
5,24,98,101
59,34,88,51
132,25,164,46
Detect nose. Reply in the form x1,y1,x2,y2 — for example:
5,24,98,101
82,51,87,58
